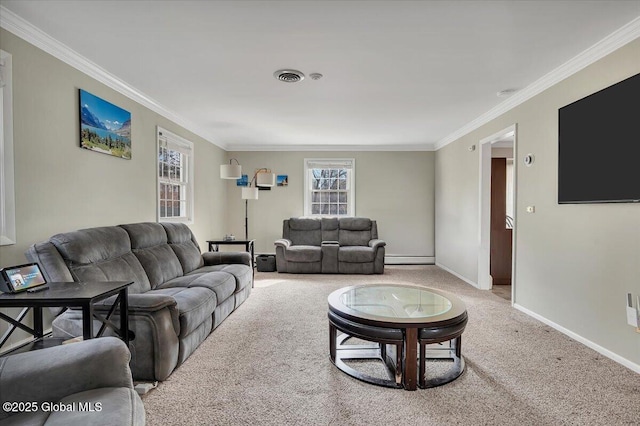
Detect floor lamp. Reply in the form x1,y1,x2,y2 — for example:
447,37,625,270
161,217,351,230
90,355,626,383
241,169,275,240
220,158,242,180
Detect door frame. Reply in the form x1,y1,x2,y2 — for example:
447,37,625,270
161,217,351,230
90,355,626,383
477,124,517,303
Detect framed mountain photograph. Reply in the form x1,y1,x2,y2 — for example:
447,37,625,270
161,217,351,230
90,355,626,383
79,89,131,159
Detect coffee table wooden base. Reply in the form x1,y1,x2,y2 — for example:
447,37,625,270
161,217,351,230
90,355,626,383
419,336,465,388
331,331,404,388
330,327,466,390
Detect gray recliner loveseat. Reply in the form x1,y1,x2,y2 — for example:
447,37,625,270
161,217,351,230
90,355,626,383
274,217,385,274
26,222,252,381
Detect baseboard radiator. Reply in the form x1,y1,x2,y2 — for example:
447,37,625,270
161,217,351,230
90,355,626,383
254,254,435,265
384,256,435,265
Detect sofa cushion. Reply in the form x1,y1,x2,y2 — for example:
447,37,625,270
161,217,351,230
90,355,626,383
162,223,204,274
339,230,371,247
50,387,145,426
339,217,372,231
338,218,373,246
321,217,339,242
284,245,322,262
147,287,215,338
289,217,321,231
40,387,144,426
50,227,151,294
161,271,237,304
288,218,322,246
120,223,184,289
189,264,252,292
338,246,376,263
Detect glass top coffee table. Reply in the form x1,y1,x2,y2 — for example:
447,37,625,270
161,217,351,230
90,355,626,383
328,284,468,390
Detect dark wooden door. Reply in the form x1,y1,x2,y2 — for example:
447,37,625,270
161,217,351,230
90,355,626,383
490,158,512,285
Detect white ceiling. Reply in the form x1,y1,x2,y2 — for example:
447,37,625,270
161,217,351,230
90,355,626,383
2,1,639,151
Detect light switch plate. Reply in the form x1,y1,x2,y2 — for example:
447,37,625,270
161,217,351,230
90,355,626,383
626,306,639,327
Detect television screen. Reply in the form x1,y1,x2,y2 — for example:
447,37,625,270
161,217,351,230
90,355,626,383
558,72,640,204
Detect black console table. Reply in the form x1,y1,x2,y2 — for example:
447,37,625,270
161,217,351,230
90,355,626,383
207,238,255,266
0,281,132,354
207,239,255,256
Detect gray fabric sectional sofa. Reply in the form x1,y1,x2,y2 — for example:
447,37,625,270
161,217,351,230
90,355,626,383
0,337,144,426
275,217,385,274
26,222,252,381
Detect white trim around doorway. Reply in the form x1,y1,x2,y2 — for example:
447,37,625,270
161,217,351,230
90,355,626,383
478,124,518,304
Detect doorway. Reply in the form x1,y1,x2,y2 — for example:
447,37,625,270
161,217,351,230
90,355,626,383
478,125,517,303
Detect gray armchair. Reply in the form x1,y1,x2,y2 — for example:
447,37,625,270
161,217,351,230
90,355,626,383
0,337,145,426
275,217,385,274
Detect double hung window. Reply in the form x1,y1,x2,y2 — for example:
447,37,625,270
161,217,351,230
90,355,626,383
157,127,194,223
304,158,355,217
0,50,15,245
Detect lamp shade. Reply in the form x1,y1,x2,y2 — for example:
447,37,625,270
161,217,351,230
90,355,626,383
256,171,276,187
242,187,259,200
220,164,242,179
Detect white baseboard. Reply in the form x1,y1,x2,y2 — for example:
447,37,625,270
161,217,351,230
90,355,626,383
514,303,640,375
385,256,434,265
435,262,480,288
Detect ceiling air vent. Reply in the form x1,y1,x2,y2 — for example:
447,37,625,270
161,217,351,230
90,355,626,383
274,69,305,83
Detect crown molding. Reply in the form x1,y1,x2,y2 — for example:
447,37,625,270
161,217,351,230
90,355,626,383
435,16,640,151
229,143,435,152
2,6,638,154
0,6,228,151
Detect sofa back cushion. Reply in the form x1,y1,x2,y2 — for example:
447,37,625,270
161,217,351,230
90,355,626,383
321,217,339,242
286,218,322,246
161,223,204,274
120,223,184,289
49,226,151,294
338,217,373,246
26,242,76,283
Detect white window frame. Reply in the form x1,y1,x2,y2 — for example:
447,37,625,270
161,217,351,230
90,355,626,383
0,50,16,246
303,158,355,217
157,127,194,224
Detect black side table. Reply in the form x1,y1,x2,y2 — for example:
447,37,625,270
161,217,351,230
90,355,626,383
0,281,132,354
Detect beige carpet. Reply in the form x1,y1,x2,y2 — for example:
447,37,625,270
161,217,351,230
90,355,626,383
142,266,639,425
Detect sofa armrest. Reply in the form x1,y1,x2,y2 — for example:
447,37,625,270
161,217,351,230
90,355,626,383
274,238,292,249
369,239,386,250
93,293,177,314
202,251,251,266
321,241,339,273
0,337,133,418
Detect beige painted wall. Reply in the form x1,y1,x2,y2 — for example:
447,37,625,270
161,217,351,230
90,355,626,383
0,30,228,346
492,147,513,158
224,151,435,257
435,39,640,366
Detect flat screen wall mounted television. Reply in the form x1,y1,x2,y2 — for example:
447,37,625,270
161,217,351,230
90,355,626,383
558,72,640,204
